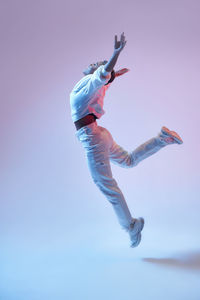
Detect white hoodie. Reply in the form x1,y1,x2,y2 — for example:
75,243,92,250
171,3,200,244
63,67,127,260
70,65,111,122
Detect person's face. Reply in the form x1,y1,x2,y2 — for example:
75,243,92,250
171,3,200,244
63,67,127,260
83,60,108,75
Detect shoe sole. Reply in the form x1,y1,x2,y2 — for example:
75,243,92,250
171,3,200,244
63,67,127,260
130,218,144,248
161,126,183,144
131,233,142,248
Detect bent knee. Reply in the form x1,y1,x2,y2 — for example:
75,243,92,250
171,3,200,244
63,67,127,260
123,154,139,168
92,177,121,195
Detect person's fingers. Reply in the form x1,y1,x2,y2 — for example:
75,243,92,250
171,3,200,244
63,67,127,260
123,40,127,47
121,32,125,42
115,35,117,45
120,40,126,50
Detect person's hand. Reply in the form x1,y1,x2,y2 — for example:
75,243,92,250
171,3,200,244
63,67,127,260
104,33,127,73
115,68,130,77
114,32,127,53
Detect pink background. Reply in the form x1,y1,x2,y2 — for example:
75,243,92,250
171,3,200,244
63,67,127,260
1,0,200,299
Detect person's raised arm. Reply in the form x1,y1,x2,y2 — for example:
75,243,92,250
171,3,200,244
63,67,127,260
104,32,127,73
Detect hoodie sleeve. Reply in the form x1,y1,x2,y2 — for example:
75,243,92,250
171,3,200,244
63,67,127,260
85,65,111,94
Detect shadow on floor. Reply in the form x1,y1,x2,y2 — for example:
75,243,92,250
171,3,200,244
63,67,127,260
143,251,200,272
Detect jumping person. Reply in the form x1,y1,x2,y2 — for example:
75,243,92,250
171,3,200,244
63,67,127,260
70,33,183,247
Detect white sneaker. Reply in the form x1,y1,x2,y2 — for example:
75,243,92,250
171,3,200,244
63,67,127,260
129,217,144,248
159,126,183,145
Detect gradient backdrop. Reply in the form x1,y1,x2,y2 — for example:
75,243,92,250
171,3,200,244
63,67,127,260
1,0,200,299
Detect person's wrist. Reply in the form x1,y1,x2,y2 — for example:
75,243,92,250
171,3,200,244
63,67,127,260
114,48,121,55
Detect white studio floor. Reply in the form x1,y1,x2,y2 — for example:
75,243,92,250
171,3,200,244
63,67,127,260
1,198,200,300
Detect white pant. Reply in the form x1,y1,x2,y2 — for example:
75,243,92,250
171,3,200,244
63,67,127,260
76,122,166,231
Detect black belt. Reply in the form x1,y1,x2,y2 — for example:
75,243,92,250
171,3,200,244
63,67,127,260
74,114,97,130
